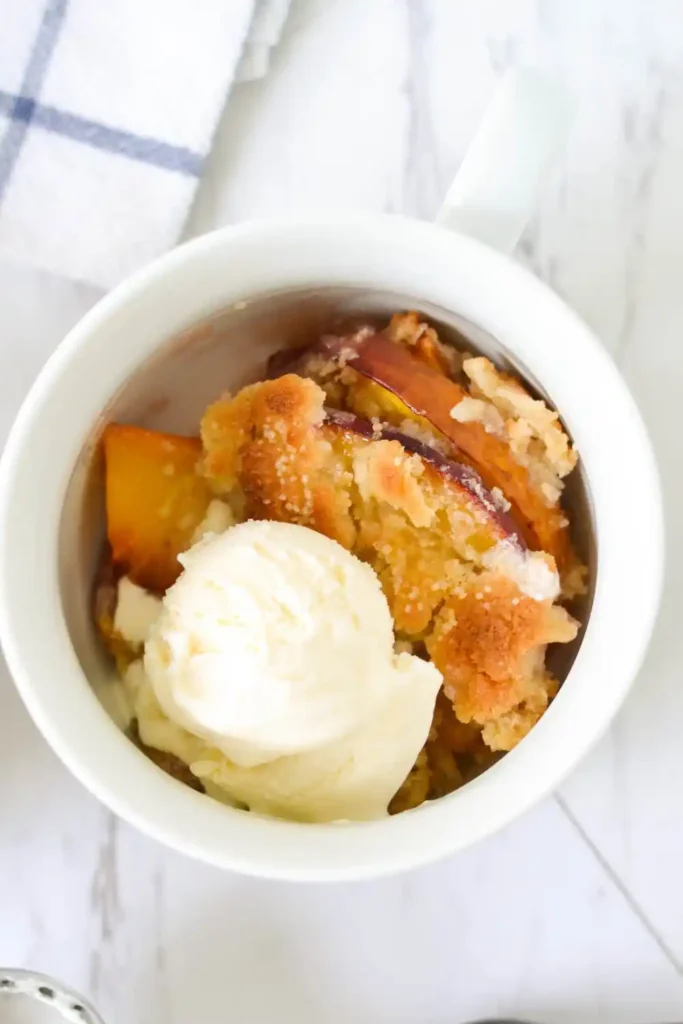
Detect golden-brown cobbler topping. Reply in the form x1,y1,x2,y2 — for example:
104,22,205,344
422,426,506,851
427,573,576,749
201,373,579,762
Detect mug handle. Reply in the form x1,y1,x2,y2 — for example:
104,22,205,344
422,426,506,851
435,68,575,255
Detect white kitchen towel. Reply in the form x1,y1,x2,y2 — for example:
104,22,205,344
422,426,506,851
0,0,290,290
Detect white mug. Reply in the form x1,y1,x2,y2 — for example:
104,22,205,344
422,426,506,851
0,71,663,881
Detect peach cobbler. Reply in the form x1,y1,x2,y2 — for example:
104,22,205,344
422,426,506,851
95,312,585,821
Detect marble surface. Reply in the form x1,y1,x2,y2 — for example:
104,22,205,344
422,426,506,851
1,1,683,1022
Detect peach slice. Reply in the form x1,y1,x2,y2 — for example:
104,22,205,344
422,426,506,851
323,410,528,636
412,333,452,375
385,310,456,376
103,424,213,592
323,333,573,567
324,409,524,549
267,338,439,442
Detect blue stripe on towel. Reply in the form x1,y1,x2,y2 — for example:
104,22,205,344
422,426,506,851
0,91,203,175
0,0,68,200
0,0,203,190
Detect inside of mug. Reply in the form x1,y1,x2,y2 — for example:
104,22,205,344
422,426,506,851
58,287,597,783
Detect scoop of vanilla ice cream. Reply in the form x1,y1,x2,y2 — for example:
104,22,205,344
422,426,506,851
144,521,441,781
188,651,439,821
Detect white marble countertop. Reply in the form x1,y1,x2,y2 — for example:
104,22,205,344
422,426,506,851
2,2,683,1022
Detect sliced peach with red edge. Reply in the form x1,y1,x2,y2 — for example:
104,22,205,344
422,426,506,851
412,332,452,375
103,424,212,592
323,408,524,550
319,333,572,567
267,338,435,437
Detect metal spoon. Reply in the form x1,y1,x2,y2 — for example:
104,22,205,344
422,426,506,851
0,969,104,1024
